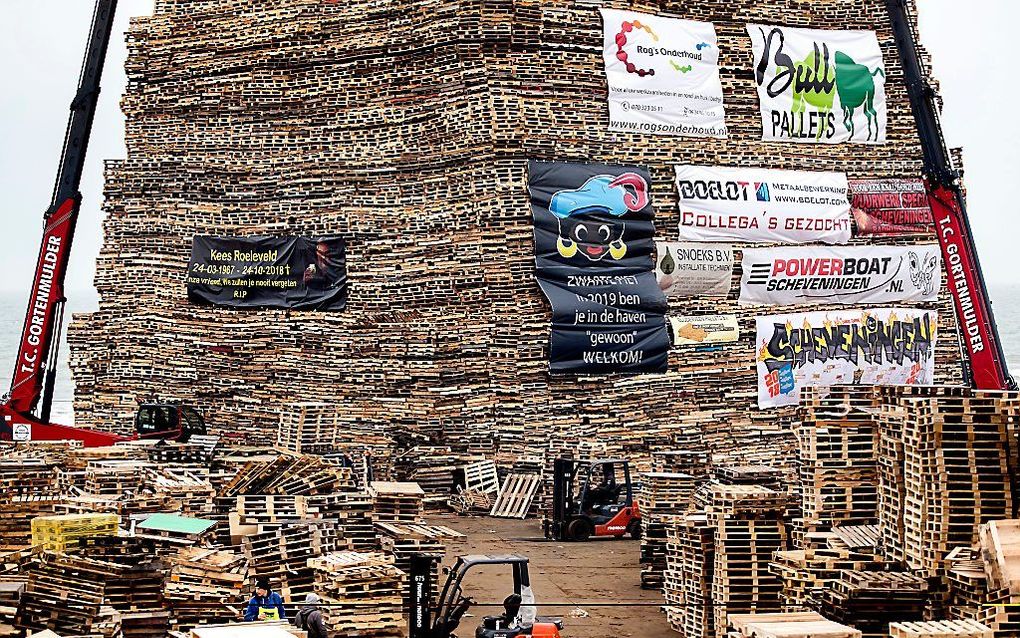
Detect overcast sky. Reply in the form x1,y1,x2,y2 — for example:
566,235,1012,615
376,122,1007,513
0,1,1017,297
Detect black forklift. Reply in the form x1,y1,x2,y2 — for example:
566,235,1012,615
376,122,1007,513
543,458,641,542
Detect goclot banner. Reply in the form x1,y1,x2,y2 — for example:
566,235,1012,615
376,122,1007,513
187,236,348,310
740,244,941,306
529,160,670,374
674,165,851,244
748,24,886,144
849,178,934,235
655,241,732,297
600,9,726,138
755,308,937,408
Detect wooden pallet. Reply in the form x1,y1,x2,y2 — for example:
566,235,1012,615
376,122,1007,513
489,473,542,519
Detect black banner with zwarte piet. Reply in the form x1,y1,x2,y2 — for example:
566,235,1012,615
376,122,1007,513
529,160,670,374
187,236,348,310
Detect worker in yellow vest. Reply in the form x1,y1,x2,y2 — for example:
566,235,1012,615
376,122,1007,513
244,577,287,622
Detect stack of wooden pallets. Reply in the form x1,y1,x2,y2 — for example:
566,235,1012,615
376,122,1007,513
14,553,109,636
663,514,714,638
815,570,928,638
638,472,696,590
163,547,249,631
369,482,425,524
728,612,861,638
242,522,335,600
308,552,404,637
769,533,885,612
889,620,993,638
306,492,378,551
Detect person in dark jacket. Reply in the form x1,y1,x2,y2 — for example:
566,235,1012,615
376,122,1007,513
293,593,329,638
244,577,287,622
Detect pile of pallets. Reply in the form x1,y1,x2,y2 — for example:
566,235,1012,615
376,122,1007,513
814,571,928,638
728,612,861,638
369,482,425,524
663,514,714,638
242,522,336,600
163,547,249,631
221,454,355,497
769,533,886,612
308,552,404,637
639,472,696,590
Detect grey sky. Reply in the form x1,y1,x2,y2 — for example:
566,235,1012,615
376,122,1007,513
0,0,1017,297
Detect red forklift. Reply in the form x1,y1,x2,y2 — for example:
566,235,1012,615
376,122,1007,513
543,458,641,542
0,0,204,447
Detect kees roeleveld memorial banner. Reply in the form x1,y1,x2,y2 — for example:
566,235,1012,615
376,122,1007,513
529,160,670,374
748,24,887,144
740,245,941,306
187,236,348,310
756,308,937,408
655,241,732,297
600,9,726,138
850,178,934,235
675,165,851,244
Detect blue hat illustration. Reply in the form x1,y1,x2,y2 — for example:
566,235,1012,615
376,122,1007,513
549,173,648,219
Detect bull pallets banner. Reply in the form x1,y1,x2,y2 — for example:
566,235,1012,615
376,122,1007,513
600,9,726,138
674,165,851,244
748,24,887,144
529,160,670,374
756,308,937,408
671,314,739,346
187,236,348,310
655,242,732,297
740,245,941,306
850,178,934,235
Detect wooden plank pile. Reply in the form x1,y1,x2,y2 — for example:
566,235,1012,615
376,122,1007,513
889,620,993,638
814,570,928,638
769,533,886,612
242,522,336,600
308,552,403,637
638,472,695,590
663,514,714,638
728,612,861,638
163,547,249,631
221,454,355,497
14,553,109,636
369,482,424,524
305,493,378,551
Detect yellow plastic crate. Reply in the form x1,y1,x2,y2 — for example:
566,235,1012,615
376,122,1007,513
30,513,120,551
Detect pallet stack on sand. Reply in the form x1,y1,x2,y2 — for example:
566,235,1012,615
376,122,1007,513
308,552,404,637
663,514,714,638
639,472,695,590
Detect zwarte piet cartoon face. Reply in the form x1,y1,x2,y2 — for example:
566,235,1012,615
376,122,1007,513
549,172,648,262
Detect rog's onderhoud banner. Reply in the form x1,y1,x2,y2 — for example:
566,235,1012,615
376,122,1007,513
748,24,887,144
740,245,941,306
600,9,726,138
756,308,937,408
529,160,670,374
187,236,348,310
849,178,935,235
674,165,851,244
655,242,732,297
671,314,740,346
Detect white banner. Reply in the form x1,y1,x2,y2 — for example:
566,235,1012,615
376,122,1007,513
755,308,937,408
740,245,941,305
671,314,740,346
675,165,851,244
655,242,732,297
601,9,726,138
748,24,887,144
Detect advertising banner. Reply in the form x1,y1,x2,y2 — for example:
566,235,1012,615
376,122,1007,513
529,160,670,374
600,9,726,138
740,245,941,306
849,178,934,235
187,236,347,310
675,165,851,244
755,308,937,408
655,242,732,297
671,314,739,346
748,24,887,144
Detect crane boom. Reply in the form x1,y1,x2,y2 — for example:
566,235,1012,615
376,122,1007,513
885,0,1014,390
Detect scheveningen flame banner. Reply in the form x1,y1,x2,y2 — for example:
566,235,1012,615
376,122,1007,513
740,245,941,306
529,160,670,374
755,308,937,408
849,178,934,235
600,9,726,138
674,165,851,244
748,24,887,144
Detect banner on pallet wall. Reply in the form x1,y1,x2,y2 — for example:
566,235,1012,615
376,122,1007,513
740,245,941,305
747,24,887,144
655,241,732,297
529,160,670,374
755,308,937,408
849,178,935,235
670,314,739,346
674,165,851,244
187,236,348,310
600,9,727,138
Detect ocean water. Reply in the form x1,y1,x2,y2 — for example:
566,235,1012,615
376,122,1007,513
0,285,1019,425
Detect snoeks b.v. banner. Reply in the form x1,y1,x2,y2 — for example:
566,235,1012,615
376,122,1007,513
600,9,726,138
187,236,348,310
748,24,887,144
529,160,670,374
740,245,941,306
850,178,934,235
655,242,732,297
675,165,851,244
756,308,937,408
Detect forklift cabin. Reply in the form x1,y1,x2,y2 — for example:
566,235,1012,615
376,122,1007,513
543,458,640,542
134,404,207,442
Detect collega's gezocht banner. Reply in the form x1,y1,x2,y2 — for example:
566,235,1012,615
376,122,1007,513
671,314,739,346
600,9,726,138
756,308,937,408
187,236,347,310
850,178,934,235
674,165,851,244
655,241,732,297
740,245,941,306
529,160,670,374
748,24,887,144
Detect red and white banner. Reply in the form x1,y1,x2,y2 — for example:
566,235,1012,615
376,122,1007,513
740,245,941,306
674,165,851,244
849,178,934,235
